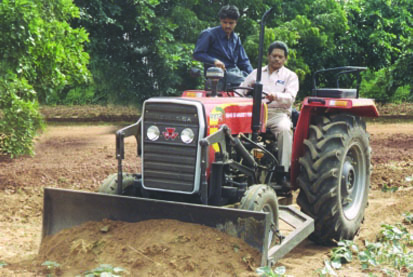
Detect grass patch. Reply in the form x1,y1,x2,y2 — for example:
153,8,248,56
83,264,127,277
317,217,413,276
41,261,60,276
257,266,289,277
381,183,399,193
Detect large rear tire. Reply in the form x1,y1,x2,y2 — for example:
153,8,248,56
240,185,279,247
297,113,370,244
98,173,142,196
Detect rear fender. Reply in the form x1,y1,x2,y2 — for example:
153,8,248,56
290,97,379,189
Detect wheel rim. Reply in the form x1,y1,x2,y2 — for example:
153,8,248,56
340,142,366,220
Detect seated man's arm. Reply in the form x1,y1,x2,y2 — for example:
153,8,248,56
193,30,217,66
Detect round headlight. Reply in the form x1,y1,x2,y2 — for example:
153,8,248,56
147,125,160,141
181,128,195,144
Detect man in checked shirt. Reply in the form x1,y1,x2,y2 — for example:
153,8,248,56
239,41,299,185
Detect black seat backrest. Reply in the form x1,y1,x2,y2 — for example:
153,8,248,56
312,88,357,98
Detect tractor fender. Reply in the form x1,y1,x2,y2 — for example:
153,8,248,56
290,97,378,189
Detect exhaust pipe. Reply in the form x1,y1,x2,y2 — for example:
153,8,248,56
251,8,274,141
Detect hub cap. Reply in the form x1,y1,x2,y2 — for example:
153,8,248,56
341,142,366,220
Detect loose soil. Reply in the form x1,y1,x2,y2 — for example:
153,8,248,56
36,219,259,277
0,121,412,276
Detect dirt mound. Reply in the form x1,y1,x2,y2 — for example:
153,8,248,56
36,219,260,276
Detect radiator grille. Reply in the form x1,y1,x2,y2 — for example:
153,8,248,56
142,102,200,192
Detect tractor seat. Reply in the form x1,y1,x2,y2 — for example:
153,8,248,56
312,88,357,98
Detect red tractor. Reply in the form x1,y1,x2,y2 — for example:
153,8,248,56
42,9,378,266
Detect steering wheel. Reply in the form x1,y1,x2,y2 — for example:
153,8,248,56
229,87,273,104
229,86,253,97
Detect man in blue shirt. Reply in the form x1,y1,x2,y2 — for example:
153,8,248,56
193,5,253,89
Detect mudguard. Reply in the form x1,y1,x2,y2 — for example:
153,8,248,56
290,97,379,189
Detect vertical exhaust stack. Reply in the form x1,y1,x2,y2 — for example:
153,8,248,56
251,8,274,142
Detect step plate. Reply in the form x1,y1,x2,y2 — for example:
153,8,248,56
268,205,315,264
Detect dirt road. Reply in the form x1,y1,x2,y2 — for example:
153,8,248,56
0,121,412,276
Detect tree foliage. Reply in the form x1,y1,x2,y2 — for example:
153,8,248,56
72,0,411,104
390,33,413,101
72,0,201,104
0,0,90,157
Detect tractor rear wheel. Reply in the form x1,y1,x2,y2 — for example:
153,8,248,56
240,185,279,247
99,173,142,196
297,113,370,244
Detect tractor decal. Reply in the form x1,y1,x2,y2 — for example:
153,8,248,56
162,127,179,140
225,112,253,118
209,105,228,152
208,102,267,135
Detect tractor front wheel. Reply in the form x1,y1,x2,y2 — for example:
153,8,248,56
98,173,142,196
240,185,279,247
297,113,370,244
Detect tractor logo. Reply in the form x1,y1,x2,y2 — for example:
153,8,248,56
163,128,179,140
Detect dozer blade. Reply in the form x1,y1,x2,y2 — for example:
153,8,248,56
42,188,271,266
42,188,314,266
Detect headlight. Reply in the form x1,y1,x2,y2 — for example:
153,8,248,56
181,128,195,144
147,125,160,141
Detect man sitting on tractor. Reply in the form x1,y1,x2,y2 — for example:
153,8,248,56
193,4,253,89
239,41,299,185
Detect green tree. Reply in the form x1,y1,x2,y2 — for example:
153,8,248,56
72,0,202,105
0,0,90,157
391,33,413,101
243,0,349,94
342,0,412,69
343,0,413,102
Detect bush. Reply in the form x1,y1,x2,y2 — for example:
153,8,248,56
360,69,392,103
392,85,412,103
361,68,412,104
0,0,90,157
0,76,44,157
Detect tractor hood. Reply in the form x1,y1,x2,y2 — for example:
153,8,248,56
181,95,268,135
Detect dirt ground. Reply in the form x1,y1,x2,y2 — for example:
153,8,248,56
0,121,412,276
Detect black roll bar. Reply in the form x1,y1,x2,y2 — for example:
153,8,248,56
251,8,275,142
312,66,367,98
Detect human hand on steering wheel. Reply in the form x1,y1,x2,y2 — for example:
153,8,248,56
231,88,274,104
214,59,226,70
263,91,279,104
262,91,274,104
